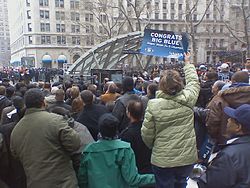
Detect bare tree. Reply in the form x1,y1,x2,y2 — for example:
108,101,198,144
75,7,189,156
75,0,151,41
185,0,214,64
215,0,250,57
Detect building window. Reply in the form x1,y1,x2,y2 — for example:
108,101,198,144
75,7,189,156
171,3,175,10
40,10,49,19
178,13,182,20
155,2,159,10
72,36,80,45
155,24,160,30
213,26,216,33
171,13,175,20
71,12,80,21
41,36,51,44
193,14,197,21
178,4,182,10
220,39,224,48
155,13,159,19
26,0,30,6
206,14,210,19
163,13,167,19
40,23,50,32
57,36,66,44
70,0,80,9
55,11,65,20
27,10,31,19
163,3,167,10
28,36,32,44
41,23,45,32
39,0,48,6
85,13,94,22
55,0,64,8
28,23,32,32
220,25,223,33
71,25,75,33
71,24,80,33
56,24,65,32
85,25,93,33
99,15,106,23
86,36,94,46
206,39,210,47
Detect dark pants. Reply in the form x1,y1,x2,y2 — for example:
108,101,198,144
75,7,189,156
152,164,193,188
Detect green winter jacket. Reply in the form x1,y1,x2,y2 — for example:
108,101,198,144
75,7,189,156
141,64,200,168
78,139,155,188
10,108,80,188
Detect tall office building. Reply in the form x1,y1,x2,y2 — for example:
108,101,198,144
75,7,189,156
8,0,90,68
8,0,243,68
0,0,10,67
228,0,250,60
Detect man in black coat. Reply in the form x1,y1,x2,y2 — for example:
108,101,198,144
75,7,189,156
112,76,139,132
198,104,250,188
46,89,72,112
77,90,108,140
120,100,152,175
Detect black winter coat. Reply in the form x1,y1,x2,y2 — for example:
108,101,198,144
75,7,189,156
77,104,108,140
112,92,139,132
198,136,250,188
120,121,152,174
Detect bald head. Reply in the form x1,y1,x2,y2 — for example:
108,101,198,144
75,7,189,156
55,89,65,102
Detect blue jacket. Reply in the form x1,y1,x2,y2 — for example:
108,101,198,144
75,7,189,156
198,136,250,188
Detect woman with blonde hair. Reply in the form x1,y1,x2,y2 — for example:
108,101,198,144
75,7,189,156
141,53,200,188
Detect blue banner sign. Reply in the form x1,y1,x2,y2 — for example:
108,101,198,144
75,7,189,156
140,29,189,60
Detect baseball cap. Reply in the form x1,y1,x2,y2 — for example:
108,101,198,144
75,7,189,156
224,104,250,128
220,63,229,69
199,65,207,70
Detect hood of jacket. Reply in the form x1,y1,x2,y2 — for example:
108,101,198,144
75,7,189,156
218,86,250,108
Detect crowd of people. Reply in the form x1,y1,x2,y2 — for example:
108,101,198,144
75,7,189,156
0,54,250,188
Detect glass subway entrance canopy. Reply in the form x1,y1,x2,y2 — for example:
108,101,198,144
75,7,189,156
67,31,145,75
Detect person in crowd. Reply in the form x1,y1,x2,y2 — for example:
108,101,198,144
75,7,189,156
217,63,233,82
0,86,12,121
141,83,158,110
211,80,225,97
71,96,83,120
198,104,250,188
105,101,115,112
77,90,108,140
87,84,101,104
42,82,51,97
141,52,200,188
2,78,11,87
46,88,72,112
50,106,94,173
14,82,26,97
100,83,120,104
10,88,80,188
1,96,24,125
196,72,218,108
78,113,155,188
44,86,59,108
206,71,250,145
112,76,140,132
242,57,250,83
65,86,80,106
63,80,73,99
0,96,26,188
6,86,15,101
120,100,152,174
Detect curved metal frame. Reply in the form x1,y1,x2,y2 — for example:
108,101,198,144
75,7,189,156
67,31,144,75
